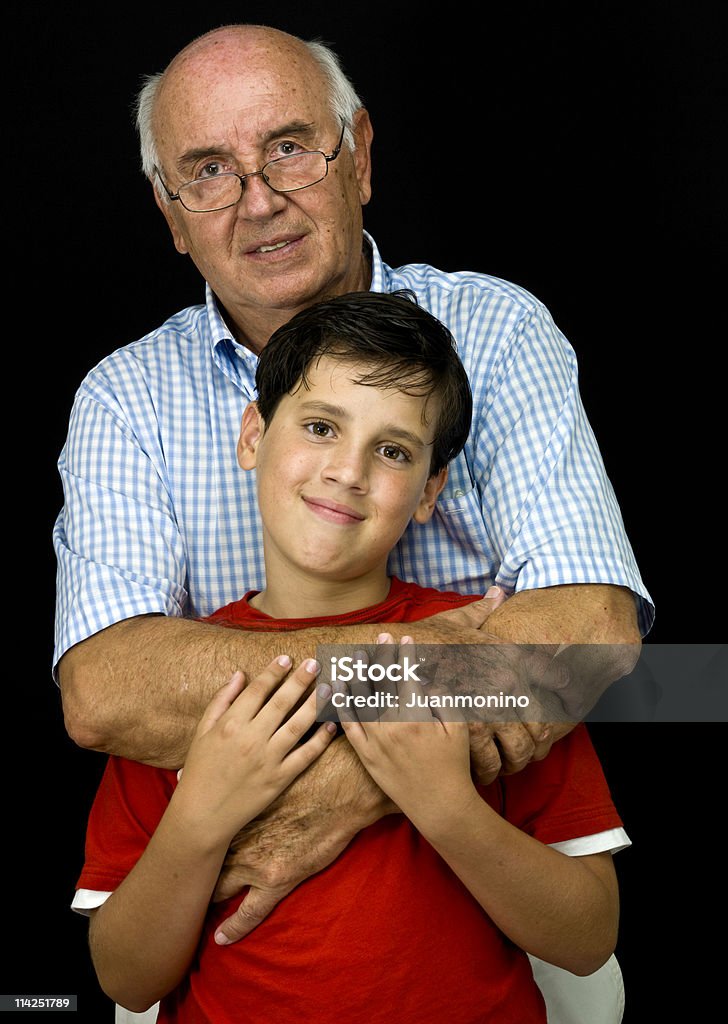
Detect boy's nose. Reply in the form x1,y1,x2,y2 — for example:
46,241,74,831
321,448,369,490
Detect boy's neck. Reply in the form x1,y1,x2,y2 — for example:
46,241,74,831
249,562,392,620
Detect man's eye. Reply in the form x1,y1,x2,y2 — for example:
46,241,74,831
275,140,303,158
378,444,410,463
305,421,334,437
198,162,225,179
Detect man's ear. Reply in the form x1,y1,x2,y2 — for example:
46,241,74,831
350,107,373,207
153,183,190,255
237,402,264,469
413,467,448,524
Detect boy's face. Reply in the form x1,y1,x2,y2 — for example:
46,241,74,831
238,357,447,587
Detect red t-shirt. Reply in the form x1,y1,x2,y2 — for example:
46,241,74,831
78,579,622,1024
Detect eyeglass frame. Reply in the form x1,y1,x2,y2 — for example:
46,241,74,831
155,120,348,213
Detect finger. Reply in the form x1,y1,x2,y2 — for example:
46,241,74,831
281,721,338,777
468,722,502,784
347,649,378,720
255,659,322,734
332,679,358,728
235,655,296,717
491,722,536,775
214,885,291,945
196,670,247,736
396,636,430,721
528,720,575,761
475,586,507,624
339,714,367,745
272,682,337,756
438,587,507,631
372,633,399,702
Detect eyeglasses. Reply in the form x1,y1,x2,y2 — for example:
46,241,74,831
156,122,347,213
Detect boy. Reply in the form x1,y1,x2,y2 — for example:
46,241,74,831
75,292,626,1023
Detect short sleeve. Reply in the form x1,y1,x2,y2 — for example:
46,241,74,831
77,757,176,894
498,725,623,845
469,301,653,634
53,378,189,671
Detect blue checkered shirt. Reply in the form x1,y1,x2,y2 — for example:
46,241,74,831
53,233,653,666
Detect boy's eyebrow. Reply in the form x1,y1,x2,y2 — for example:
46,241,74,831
299,401,432,449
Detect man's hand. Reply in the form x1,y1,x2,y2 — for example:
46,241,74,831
415,584,641,779
411,587,563,780
429,585,508,634
211,735,397,944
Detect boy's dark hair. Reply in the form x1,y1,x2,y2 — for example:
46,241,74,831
256,291,473,475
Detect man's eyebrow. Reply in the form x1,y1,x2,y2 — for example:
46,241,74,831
298,401,431,449
175,122,319,177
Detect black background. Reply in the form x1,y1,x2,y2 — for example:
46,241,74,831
7,0,726,1020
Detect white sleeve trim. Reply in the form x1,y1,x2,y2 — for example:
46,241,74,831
72,889,113,916
71,828,630,918
548,827,631,857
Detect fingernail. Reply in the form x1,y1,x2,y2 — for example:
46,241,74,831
377,632,392,643
215,931,232,945
401,636,413,645
277,655,292,668
317,682,332,700
305,659,321,675
325,721,337,734
485,586,502,598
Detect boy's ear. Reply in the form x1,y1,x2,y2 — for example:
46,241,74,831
413,467,448,524
237,402,264,469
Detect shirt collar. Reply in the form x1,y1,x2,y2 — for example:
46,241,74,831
206,285,258,397
364,230,389,293
204,232,389,396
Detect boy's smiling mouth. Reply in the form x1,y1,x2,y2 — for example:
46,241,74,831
302,496,366,524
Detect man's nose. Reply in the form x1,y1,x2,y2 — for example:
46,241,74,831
236,172,288,219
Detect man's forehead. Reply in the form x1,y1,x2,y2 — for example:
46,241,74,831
155,66,330,153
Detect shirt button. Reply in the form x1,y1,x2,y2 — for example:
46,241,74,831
453,489,465,498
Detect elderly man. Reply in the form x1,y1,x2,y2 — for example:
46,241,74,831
56,24,650,954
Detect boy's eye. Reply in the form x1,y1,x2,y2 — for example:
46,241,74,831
305,420,335,437
378,444,410,463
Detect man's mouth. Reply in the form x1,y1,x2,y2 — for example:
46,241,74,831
247,235,302,256
255,240,290,253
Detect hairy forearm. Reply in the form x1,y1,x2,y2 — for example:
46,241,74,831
89,798,228,1012
59,615,400,766
484,584,641,645
477,584,642,720
418,789,619,975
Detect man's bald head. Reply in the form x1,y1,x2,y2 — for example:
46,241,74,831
136,25,363,187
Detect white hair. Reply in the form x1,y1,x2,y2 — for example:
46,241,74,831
134,33,364,200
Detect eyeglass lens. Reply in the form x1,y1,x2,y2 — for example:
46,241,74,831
179,151,329,211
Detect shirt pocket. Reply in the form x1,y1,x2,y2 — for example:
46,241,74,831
434,484,494,558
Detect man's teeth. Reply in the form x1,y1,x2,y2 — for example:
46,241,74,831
256,240,289,253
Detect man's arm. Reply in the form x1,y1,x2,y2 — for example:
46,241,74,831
60,609,496,767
